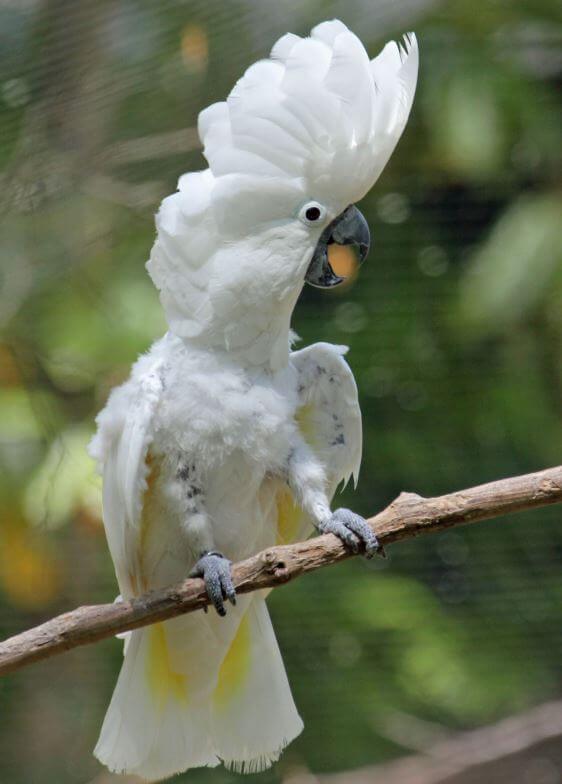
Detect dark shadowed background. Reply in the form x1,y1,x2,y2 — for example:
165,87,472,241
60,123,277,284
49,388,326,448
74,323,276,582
0,1,561,782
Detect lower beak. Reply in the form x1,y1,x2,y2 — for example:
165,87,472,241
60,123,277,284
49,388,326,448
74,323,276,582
305,205,370,289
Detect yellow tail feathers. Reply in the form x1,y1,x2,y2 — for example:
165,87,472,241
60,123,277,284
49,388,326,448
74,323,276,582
146,622,189,709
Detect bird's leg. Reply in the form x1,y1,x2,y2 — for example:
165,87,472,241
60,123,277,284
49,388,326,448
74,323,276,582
175,459,236,615
190,551,236,617
287,440,381,559
317,508,381,558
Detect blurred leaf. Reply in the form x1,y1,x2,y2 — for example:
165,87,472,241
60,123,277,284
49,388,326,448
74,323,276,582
456,193,562,336
439,73,505,178
181,24,209,73
339,573,551,720
0,521,60,609
24,426,101,530
0,387,43,440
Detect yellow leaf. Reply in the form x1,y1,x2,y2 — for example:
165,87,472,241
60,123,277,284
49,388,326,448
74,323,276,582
0,525,60,609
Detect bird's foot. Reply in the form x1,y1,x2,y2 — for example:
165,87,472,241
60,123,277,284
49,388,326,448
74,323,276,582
190,551,236,616
318,508,383,559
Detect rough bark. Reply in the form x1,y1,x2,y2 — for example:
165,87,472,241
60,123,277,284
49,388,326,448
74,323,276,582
0,464,560,677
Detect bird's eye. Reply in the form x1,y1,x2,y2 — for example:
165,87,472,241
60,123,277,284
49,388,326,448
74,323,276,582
299,201,326,227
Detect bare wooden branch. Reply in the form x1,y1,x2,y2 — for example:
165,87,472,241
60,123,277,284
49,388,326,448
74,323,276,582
315,699,562,784
97,127,200,168
0,465,561,677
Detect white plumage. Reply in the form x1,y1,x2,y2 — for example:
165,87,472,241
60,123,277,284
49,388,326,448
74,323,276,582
147,21,417,355
91,20,418,781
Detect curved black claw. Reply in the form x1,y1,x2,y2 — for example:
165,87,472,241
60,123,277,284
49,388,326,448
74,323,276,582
319,508,382,559
190,551,236,616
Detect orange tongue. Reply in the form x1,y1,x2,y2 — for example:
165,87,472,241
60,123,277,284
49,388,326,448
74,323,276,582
327,244,359,280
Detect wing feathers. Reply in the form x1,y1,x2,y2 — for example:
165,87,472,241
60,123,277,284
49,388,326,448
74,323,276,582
90,357,164,598
291,342,362,492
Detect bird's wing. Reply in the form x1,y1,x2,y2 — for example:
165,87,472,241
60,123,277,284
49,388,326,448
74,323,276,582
291,342,362,494
89,357,164,598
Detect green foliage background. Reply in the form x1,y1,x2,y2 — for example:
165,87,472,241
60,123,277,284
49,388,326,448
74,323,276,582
0,0,561,781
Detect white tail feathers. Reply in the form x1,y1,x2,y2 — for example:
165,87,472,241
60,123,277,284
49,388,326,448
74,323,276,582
212,599,304,771
94,598,303,781
94,623,219,780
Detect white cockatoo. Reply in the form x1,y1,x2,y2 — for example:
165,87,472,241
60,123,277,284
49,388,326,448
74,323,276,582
90,20,418,781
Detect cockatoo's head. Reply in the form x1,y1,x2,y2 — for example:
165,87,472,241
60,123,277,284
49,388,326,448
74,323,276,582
148,20,418,366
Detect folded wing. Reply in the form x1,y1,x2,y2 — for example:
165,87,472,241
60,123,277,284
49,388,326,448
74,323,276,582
291,341,362,496
89,356,164,598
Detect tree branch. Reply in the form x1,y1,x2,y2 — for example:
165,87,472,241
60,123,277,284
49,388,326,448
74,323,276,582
1,465,561,677
317,699,562,784
96,127,200,168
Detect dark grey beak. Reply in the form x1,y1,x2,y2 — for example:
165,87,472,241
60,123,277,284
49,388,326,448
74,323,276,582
305,204,370,289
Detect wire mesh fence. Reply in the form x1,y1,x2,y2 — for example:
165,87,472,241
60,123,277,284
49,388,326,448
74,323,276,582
0,0,561,782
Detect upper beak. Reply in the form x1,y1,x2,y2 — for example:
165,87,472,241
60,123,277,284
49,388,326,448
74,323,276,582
305,204,370,289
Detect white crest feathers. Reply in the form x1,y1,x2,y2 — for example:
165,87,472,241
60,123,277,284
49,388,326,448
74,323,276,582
147,21,418,341
200,22,418,208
